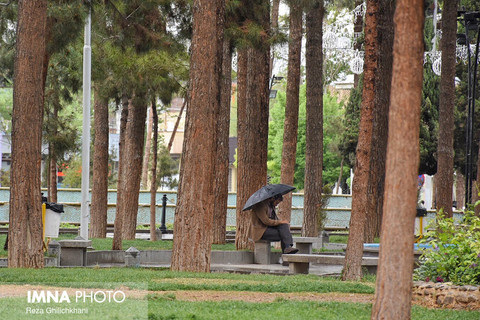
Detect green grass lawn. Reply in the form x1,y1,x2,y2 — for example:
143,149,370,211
0,268,478,319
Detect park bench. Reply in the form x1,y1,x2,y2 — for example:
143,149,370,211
293,237,324,254
254,240,272,264
254,240,282,264
282,253,378,275
255,236,325,264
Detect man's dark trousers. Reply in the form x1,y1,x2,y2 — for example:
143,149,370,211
261,224,293,253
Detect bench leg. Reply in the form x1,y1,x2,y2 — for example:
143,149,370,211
289,262,309,274
254,241,271,264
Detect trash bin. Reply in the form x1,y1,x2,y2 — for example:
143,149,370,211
44,203,64,238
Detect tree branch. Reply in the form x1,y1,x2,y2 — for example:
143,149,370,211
0,0,14,7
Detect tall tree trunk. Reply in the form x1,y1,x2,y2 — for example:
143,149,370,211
90,88,109,238
364,0,395,242
303,0,324,237
270,0,280,76
8,0,47,268
436,0,458,218
48,146,58,203
171,0,225,272
371,0,424,318
456,171,465,210
141,107,153,190
149,101,159,241
112,96,129,250
278,1,303,222
235,49,251,250
213,38,232,244
343,0,379,281
235,4,271,250
167,98,187,152
122,95,148,240
48,103,58,203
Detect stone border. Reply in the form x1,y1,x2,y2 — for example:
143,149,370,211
413,281,480,310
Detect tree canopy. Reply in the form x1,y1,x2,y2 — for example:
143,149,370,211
268,84,349,190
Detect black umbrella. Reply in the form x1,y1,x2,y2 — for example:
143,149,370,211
242,184,296,211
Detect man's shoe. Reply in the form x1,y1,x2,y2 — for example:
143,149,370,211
283,247,299,254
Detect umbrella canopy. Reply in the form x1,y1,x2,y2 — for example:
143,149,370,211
242,184,296,211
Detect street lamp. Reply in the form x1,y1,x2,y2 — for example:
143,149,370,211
457,10,480,206
269,75,284,99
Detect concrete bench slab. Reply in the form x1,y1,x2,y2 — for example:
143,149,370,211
58,239,91,266
282,253,378,275
293,237,323,254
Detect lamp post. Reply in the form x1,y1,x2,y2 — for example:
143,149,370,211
80,4,92,239
160,194,167,233
458,10,480,206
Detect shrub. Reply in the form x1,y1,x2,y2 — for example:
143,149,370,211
414,210,480,285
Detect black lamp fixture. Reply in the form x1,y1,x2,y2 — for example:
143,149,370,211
457,10,480,206
269,75,284,99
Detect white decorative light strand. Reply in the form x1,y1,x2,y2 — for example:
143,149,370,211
353,2,366,18
349,50,364,75
323,30,337,50
432,58,442,76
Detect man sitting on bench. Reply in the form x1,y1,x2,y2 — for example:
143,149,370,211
250,194,299,254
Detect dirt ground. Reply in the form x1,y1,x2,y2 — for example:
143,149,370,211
0,283,442,309
0,284,373,303
6,283,480,312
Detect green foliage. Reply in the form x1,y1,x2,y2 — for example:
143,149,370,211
419,67,439,175
268,85,349,190
60,156,83,188
0,169,10,187
340,63,441,176
339,76,362,169
0,88,12,133
0,2,16,87
414,210,480,285
157,144,179,190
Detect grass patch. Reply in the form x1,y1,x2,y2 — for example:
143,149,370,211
0,268,375,294
0,296,148,320
0,234,238,257
146,299,480,320
0,268,478,319
147,299,373,320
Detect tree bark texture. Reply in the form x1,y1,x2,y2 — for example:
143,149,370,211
235,2,271,249
278,1,303,222
213,38,232,245
456,172,464,210
270,0,280,76
364,0,395,242
48,146,58,203
343,0,378,281
141,107,153,190
8,0,47,268
150,102,159,241
235,49,251,250
171,0,225,272
122,96,148,240
48,103,59,203
371,0,424,318
90,89,109,239
436,0,458,218
112,96,129,250
235,44,270,250
303,0,324,237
